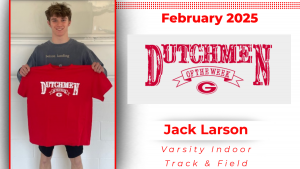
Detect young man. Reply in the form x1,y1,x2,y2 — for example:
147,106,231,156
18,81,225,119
17,2,106,169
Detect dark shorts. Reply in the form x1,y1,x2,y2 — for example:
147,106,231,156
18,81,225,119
39,145,83,158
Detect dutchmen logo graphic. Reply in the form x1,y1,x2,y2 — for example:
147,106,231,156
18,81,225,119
40,81,80,97
144,44,271,93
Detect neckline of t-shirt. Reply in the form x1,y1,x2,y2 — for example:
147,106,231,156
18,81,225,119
47,63,75,70
48,38,73,46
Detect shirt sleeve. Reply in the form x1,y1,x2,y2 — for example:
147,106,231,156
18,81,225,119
18,76,29,97
17,46,38,82
92,72,112,101
82,45,108,77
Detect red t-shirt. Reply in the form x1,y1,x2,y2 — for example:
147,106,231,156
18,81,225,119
18,64,112,147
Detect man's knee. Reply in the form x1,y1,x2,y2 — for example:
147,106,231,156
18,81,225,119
40,153,52,164
40,153,52,169
73,157,82,165
70,156,83,168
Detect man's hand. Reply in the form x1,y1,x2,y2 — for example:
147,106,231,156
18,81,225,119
19,64,30,77
91,62,104,73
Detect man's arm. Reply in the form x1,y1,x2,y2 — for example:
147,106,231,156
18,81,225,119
17,48,37,82
17,65,30,82
92,62,106,74
84,48,107,76
17,68,23,82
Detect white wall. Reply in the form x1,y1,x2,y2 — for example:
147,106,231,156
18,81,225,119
11,1,115,169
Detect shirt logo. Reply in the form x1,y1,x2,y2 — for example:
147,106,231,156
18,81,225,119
40,81,80,97
45,54,70,58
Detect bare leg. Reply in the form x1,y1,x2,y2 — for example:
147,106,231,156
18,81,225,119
39,153,52,169
70,155,83,169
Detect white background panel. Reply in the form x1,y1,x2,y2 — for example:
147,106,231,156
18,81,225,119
127,34,290,104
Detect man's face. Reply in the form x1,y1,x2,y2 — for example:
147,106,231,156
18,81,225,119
47,16,71,37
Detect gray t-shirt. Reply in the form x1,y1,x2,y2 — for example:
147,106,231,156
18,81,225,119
17,38,107,82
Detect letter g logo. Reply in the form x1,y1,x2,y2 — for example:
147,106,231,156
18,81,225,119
196,81,218,94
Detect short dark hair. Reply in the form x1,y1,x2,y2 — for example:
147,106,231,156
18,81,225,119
45,2,72,21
